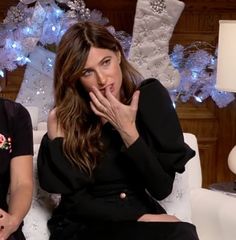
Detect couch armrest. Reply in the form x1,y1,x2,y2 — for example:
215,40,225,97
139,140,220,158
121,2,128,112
190,188,236,240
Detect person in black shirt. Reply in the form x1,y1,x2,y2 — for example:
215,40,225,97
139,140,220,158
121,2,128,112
0,98,33,240
37,21,199,240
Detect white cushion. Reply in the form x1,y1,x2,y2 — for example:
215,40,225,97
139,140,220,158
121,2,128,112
33,130,46,145
25,106,39,130
158,171,192,222
158,133,201,223
37,122,47,131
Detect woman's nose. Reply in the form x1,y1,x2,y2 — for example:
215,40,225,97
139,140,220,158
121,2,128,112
97,72,107,86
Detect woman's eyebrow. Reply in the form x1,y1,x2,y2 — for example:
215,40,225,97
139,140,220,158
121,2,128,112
83,56,112,70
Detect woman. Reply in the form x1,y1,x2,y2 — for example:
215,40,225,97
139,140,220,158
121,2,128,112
37,21,199,240
0,98,33,240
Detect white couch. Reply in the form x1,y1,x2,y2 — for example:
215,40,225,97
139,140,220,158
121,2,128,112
23,106,236,240
184,134,236,240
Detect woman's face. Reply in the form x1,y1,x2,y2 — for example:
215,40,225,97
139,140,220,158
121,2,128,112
79,47,123,100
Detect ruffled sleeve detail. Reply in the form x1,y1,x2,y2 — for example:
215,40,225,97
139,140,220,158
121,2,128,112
37,134,90,194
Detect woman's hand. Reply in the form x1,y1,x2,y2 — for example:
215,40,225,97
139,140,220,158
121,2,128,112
137,213,180,222
89,86,140,147
0,209,20,240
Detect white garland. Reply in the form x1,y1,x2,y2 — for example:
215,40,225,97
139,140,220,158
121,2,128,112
0,0,235,111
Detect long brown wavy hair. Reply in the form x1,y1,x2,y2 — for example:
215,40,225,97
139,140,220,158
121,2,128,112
54,21,143,176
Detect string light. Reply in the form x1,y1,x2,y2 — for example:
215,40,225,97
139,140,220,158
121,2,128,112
0,1,235,108
0,70,4,78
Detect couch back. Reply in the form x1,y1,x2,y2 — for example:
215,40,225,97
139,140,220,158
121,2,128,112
23,106,203,238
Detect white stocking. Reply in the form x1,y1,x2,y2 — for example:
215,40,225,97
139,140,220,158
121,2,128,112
16,46,55,122
128,0,185,89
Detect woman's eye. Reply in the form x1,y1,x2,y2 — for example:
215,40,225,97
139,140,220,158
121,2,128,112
82,70,92,77
102,59,111,66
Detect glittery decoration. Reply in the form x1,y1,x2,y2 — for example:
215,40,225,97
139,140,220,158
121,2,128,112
41,57,54,73
67,0,90,20
56,0,69,3
3,5,25,24
0,0,132,122
16,46,55,122
169,41,235,107
0,0,108,72
20,0,37,4
1,0,234,110
129,0,184,90
107,26,132,57
150,0,167,14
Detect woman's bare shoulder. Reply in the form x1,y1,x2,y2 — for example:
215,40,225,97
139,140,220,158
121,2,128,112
47,108,64,139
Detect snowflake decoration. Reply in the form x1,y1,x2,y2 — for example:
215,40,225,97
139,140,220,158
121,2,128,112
150,0,167,14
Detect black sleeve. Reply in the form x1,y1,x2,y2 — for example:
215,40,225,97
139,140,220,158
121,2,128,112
11,102,33,158
37,135,145,221
124,79,195,200
37,134,91,194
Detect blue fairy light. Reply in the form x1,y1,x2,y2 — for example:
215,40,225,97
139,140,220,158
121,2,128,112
23,27,33,35
54,8,64,17
25,57,31,63
211,57,216,65
16,56,23,61
47,57,53,67
0,70,4,78
191,71,198,79
194,95,203,103
172,101,176,109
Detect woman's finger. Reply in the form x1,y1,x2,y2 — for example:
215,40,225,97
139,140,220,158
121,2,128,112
91,86,110,106
104,86,119,104
89,92,107,113
90,102,107,119
130,90,140,110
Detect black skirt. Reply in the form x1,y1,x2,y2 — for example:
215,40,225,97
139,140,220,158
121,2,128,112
49,218,199,240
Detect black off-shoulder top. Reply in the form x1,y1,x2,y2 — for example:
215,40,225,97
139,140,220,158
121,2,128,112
37,78,195,224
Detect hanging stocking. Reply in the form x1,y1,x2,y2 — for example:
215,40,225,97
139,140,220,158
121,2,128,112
128,0,185,89
16,46,55,122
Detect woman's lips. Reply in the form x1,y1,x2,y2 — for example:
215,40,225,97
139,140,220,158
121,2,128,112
100,84,114,95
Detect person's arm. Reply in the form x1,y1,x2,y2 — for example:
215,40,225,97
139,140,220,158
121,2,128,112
124,79,195,200
3,155,33,235
0,156,33,240
9,155,33,224
0,102,33,240
88,79,193,200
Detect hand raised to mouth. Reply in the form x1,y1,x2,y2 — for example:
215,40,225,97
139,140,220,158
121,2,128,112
89,86,140,147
